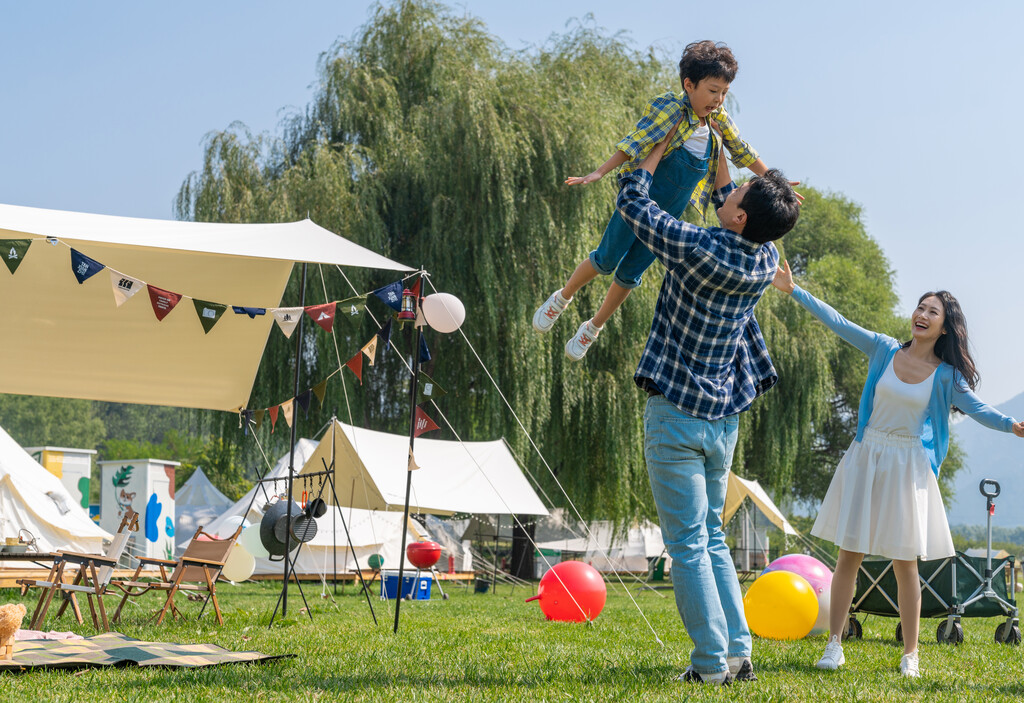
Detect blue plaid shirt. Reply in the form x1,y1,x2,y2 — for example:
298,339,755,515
617,169,779,419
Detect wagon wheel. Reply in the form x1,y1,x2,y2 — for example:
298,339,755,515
936,620,964,645
895,622,903,643
995,622,1022,645
843,616,862,640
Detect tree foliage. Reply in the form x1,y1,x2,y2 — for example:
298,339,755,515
172,0,957,519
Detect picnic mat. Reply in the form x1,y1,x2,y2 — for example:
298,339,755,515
0,632,291,671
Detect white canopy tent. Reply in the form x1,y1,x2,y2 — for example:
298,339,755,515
298,420,549,516
174,467,233,545
201,439,428,574
0,202,410,411
535,519,665,573
0,423,111,556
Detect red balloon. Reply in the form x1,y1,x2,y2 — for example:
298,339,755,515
406,540,442,569
526,561,607,622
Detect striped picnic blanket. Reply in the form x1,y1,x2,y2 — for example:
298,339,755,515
0,632,289,671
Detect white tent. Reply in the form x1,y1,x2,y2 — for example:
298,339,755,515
534,510,665,573
175,467,233,543
299,420,549,516
0,203,410,411
202,439,427,574
723,474,799,536
0,423,111,556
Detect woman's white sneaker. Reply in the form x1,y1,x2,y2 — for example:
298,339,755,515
899,651,919,677
815,636,845,670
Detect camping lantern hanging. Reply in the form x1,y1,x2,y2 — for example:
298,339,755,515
398,288,417,321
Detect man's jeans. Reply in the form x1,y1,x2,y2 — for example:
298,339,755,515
643,395,751,675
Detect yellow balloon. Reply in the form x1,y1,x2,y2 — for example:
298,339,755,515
743,570,818,640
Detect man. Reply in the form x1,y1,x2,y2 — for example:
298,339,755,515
616,123,800,685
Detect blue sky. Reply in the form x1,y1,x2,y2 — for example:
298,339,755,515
2,0,1022,404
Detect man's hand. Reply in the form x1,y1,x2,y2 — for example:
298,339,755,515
564,171,604,187
772,259,795,295
640,119,682,176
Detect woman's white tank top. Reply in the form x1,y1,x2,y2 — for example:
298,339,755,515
866,355,935,436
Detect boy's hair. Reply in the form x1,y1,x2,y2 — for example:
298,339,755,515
678,41,738,87
737,170,801,243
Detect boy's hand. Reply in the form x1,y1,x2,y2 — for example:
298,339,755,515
772,259,795,295
565,170,604,187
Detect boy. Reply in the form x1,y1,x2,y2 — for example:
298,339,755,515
621,122,800,684
533,40,770,361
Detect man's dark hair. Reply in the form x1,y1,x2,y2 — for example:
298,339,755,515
678,41,738,87
738,170,801,243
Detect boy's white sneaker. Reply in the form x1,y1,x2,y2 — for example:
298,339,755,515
899,651,919,678
532,289,571,332
564,319,602,361
815,636,845,670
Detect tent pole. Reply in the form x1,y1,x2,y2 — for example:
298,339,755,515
493,514,499,596
282,262,307,619
394,274,423,634
331,411,338,596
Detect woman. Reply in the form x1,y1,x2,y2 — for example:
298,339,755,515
772,260,1024,677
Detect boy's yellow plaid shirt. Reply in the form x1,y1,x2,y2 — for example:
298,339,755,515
615,91,759,214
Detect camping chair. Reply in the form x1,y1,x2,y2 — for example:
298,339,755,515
107,524,243,626
17,509,138,632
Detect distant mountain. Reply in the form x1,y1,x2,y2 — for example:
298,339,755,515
946,391,1024,528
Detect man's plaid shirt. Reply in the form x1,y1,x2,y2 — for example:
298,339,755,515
617,169,778,420
614,92,759,215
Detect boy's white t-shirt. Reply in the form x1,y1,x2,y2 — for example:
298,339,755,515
682,122,710,158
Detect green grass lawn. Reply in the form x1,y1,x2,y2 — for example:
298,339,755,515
1,577,1021,701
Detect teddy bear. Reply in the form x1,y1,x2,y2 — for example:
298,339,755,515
0,603,27,661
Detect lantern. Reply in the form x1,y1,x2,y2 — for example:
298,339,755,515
398,288,417,321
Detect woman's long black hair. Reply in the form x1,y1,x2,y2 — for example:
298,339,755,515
903,291,979,412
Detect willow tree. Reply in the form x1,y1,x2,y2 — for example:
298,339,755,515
174,0,936,519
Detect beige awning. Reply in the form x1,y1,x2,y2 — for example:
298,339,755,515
0,203,410,411
723,473,799,536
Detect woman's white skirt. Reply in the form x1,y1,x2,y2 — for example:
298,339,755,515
811,427,955,561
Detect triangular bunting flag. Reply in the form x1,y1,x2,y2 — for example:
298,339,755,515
345,352,363,384
419,335,431,363
361,336,378,366
280,399,294,428
339,295,367,319
312,379,328,407
409,277,421,299
417,373,447,405
408,447,421,472
193,299,227,334
268,405,279,433
70,248,105,284
372,281,404,311
272,307,303,338
296,390,312,416
109,270,144,307
232,306,266,319
240,409,254,436
1,239,31,274
413,406,440,437
147,285,182,321
378,318,393,349
305,302,337,333
253,409,266,432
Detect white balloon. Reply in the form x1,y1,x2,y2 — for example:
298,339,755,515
221,544,256,582
238,519,269,559
215,515,247,540
809,587,831,636
421,293,465,333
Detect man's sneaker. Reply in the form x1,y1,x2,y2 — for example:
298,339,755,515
899,651,919,678
532,290,571,332
815,636,845,670
677,666,730,685
727,656,757,682
565,319,602,361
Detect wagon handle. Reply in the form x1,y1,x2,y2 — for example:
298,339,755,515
979,479,1000,498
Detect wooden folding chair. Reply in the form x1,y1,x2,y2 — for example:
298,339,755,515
108,524,243,626
17,509,138,632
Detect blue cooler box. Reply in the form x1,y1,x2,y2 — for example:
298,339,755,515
381,572,432,600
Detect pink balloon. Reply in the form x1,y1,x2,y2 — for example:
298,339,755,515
763,554,833,596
